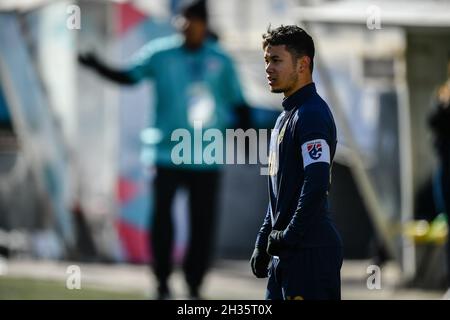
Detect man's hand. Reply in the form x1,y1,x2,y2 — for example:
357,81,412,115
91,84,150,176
267,230,285,256
250,247,270,278
78,52,99,69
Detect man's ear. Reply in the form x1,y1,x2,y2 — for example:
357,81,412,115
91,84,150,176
299,56,310,73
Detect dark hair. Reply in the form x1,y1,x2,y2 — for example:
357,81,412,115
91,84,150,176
179,0,208,23
262,25,315,73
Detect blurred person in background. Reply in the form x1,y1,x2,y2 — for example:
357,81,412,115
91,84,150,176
428,60,450,298
250,25,343,300
79,0,250,299
0,88,16,150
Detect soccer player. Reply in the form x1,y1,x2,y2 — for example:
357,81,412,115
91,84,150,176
250,25,343,300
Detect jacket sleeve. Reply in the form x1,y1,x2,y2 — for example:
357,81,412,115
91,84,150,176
126,40,158,82
282,108,332,246
255,204,273,249
283,161,330,245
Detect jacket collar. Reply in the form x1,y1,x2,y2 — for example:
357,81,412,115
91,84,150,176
281,82,316,111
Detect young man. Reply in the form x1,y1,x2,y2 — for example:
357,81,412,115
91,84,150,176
250,25,343,300
79,0,248,299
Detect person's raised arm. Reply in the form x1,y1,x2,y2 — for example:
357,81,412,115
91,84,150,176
78,52,139,85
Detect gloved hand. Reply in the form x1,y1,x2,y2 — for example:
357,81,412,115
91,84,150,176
266,230,285,256
78,52,99,69
250,247,270,278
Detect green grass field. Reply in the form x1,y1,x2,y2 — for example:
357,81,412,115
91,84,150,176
0,276,146,300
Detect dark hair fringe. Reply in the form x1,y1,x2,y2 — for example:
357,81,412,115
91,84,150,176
262,24,315,72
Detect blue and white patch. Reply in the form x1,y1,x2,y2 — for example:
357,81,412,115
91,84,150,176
301,139,330,168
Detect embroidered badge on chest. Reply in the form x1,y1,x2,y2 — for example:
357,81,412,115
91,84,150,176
277,122,288,145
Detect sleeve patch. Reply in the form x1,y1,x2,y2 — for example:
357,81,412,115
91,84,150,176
301,139,330,168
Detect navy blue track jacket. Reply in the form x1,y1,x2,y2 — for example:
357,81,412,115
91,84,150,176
256,83,342,250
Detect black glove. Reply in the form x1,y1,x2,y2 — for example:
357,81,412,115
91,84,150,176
267,230,285,256
78,52,99,69
250,247,270,278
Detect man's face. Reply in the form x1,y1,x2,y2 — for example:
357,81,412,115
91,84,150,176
180,16,207,48
264,45,300,96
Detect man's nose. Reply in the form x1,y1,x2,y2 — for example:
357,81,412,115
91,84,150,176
265,63,273,74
